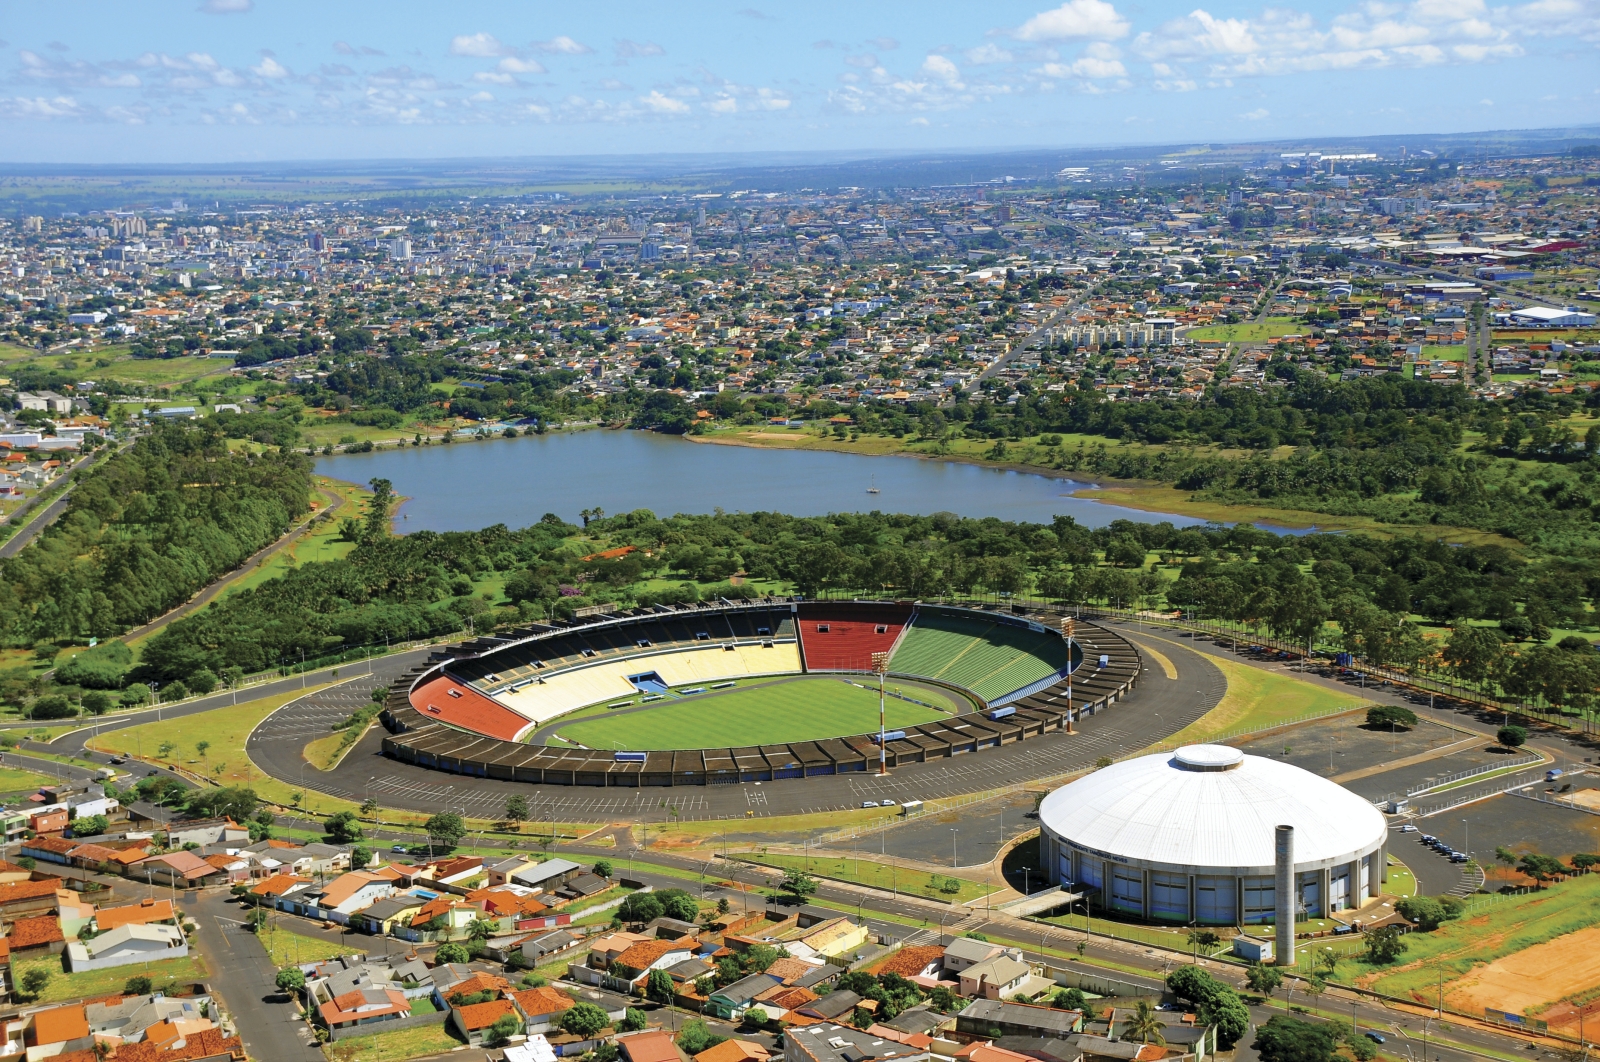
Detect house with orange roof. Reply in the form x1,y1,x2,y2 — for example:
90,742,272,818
510,985,575,1032
247,872,314,905
319,986,411,1031
611,937,696,986
95,897,176,933
2,1003,91,1057
695,1038,770,1062
619,1028,684,1062
287,869,395,919
449,998,521,1046
8,912,65,955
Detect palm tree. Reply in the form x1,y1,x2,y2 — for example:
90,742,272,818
1124,1000,1166,1046
466,917,498,942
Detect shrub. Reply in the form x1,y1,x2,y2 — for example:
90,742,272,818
1396,896,1447,931
124,975,154,995
1365,705,1418,730
1252,1015,1337,1062
29,695,74,720
120,683,152,706
54,641,133,689
81,691,111,715
1497,725,1528,748
187,668,218,695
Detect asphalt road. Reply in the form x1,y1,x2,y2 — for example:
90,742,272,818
0,443,117,559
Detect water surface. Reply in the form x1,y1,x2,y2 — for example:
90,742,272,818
316,429,1218,532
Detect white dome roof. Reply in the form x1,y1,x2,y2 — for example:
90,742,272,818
1039,744,1387,874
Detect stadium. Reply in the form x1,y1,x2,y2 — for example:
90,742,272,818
378,600,1142,786
1037,744,1390,925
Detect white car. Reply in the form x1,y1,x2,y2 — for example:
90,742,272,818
880,799,898,807
862,801,877,808
1398,824,1418,832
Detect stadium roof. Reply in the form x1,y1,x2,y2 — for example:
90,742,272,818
1039,744,1386,873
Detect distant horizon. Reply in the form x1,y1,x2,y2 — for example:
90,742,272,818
1,121,1596,175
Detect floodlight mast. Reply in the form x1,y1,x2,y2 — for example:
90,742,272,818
1061,617,1076,733
871,651,891,776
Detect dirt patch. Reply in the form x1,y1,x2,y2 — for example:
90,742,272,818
1444,925,1600,1035
1569,789,1600,811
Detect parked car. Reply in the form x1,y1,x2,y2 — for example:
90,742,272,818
391,844,408,853
1365,1033,1386,1044
1399,824,1417,832
1450,853,1469,863
862,801,877,808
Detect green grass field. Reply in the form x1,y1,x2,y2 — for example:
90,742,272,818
1183,317,1303,343
749,853,995,902
1160,645,1364,745
14,953,207,1005
550,676,958,750
0,766,58,796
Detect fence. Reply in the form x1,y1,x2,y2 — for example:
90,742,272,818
1404,753,1544,797
326,1010,446,1043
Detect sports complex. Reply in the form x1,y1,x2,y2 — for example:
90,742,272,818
379,600,1142,786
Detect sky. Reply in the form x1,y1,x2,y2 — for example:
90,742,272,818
0,0,1596,164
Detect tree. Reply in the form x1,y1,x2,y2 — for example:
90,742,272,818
1518,853,1567,886
365,477,396,542
81,691,111,715
675,1019,726,1056
124,975,154,996
1365,705,1418,730
275,967,306,995
620,1007,648,1032
467,917,498,941
323,811,363,844
72,814,108,837
659,889,698,923
930,985,963,1013
359,797,379,817
195,740,211,758
20,968,50,998
1252,1015,1338,1062
1396,896,1447,931
504,794,530,825
1166,966,1249,1049
247,908,270,932
1364,925,1408,965
1246,962,1283,996
1186,927,1220,952
424,812,466,851
1497,725,1527,748
1124,1000,1166,1045
435,942,470,964
619,893,664,923
350,845,373,869
1052,987,1088,1012
594,860,613,878
560,1002,611,1038
777,867,818,902
646,968,675,1004
488,1013,522,1045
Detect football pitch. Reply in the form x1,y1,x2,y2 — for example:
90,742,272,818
549,676,963,751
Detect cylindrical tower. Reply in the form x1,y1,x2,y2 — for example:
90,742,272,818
1275,824,1295,966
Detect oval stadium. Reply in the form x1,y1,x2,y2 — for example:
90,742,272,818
378,600,1142,786
1038,743,1390,925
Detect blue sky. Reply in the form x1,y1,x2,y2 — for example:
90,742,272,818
1,0,1596,163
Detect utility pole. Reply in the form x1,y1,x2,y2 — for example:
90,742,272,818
871,651,890,776
1061,617,1076,733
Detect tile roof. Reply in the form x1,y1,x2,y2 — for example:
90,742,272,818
317,870,390,908
616,938,691,972
695,1039,771,1062
0,877,65,905
10,913,64,948
869,946,946,978
456,998,517,1032
620,1029,683,1062
250,872,312,896
96,898,175,932
512,986,576,1019
30,1004,88,1045
446,972,512,1003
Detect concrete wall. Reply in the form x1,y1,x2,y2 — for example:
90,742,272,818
67,941,189,972
326,1009,445,1042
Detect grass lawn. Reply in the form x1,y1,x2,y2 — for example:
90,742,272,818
1183,317,1304,343
257,924,363,968
0,766,60,796
1420,346,1468,361
1357,873,1600,999
14,953,208,1004
1160,648,1364,745
552,676,954,751
321,1019,465,1060
93,355,234,389
748,853,994,903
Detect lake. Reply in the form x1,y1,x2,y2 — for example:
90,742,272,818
316,429,1226,533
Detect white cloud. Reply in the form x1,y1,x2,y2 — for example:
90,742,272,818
499,56,547,74
199,0,252,12
844,53,879,68
450,33,510,58
708,96,739,113
965,43,1015,63
869,36,900,50
615,39,665,58
1014,0,1130,41
532,36,592,55
922,54,963,83
1133,0,1536,76
1240,107,1270,118
252,56,289,79
474,71,514,84
639,89,689,113
0,94,86,118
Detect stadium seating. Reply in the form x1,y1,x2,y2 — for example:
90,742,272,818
494,643,804,725
796,603,913,671
410,676,532,741
889,608,1072,703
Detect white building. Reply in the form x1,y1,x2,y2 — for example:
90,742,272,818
1038,744,1388,925
66,924,188,971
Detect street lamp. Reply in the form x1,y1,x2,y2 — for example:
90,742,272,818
1060,617,1076,733
950,828,958,869
870,651,890,776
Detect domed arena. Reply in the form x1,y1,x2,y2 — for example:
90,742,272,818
1038,744,1389,925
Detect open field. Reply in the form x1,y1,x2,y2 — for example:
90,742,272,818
257,924,362,968
1356,873,1600,1015
746,852,995,903
1183,317,1304,342
1444,924,1600,1034
551,675,956,751
0,766,60,796
13,953,208,1005
1157,647,1364,744
318,1020,465,1060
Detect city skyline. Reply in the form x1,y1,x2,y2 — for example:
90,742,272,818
0,0,1596,163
